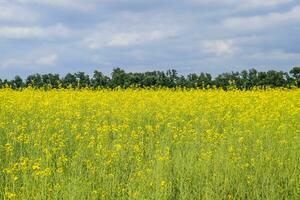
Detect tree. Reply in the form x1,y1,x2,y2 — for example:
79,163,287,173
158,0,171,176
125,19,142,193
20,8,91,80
198,73,212,89
290,67,300,79
26,74,43,88
41,74,60,88
111,68,129,88
165,69,178,88
11,76,24,89
128,73,144,87
187,73,198,88
91,70,110,88
75,72,90,88
63,73,77,88
49,74,61,88
1,67,299,90
240,70,249,89
142,74,157,87
215,73,231,89
265,70,285,87
257,71,267,88
177,75,188,88
248,68,259,88
290,67,300,87
2,79,11,87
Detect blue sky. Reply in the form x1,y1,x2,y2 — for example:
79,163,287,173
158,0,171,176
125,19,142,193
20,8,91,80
1,0,300,79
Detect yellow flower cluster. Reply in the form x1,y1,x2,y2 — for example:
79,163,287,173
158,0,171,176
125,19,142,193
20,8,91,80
0,88,299,199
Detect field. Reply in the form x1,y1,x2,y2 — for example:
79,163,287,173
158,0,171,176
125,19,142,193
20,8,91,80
1,88,300,199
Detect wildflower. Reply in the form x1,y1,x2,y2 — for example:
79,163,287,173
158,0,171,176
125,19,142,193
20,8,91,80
32,163,40,171
160,180,167,187
4,143,13,153
56,167,63,174
5,191,16,200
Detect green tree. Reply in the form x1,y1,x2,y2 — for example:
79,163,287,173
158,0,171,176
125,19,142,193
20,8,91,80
215,73,231,89
42,74,61,89
111,68,129,88
75,72,90,88
265,70,285,87
240,70,250,89
141,72,158,87
26,74,43,88
198,73,212,89
248,69,259,88
11,76,24,89
290,67,300,87
63,73,77,88
187,73,198,88
165,69,178,88
91,70,110,88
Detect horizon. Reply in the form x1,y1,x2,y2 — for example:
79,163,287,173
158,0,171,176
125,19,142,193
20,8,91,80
1,66,299,80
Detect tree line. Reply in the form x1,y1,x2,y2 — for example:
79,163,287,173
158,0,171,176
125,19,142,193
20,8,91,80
1,67,299,90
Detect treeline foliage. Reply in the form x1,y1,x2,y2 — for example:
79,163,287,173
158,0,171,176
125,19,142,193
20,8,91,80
1,67,300,90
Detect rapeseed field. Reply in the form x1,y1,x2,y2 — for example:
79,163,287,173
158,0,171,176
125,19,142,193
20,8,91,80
1,88,299,199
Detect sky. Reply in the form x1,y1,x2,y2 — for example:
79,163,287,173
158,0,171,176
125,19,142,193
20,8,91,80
1,0,300,79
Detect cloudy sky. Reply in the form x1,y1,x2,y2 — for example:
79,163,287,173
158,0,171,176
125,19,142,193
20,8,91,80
1,0,300,78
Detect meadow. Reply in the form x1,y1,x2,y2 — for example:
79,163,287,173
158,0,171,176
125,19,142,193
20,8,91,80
0,88,299,199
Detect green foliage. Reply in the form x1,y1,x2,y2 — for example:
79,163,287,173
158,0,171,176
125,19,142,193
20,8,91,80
1,67,300,89
290,67,300,87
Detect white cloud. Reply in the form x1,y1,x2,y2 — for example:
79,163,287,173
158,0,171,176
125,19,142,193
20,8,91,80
36,54,58,65
241,0,293,8
0,3,38,22
0,0,299,75
0,53,59,70
84,30,177,49
82,12,181,49
108,31,173,46
13,0,98,10
189,0,293,9
201,40,236,56
223,6,300,31
0,24,71,39
247,50,300,60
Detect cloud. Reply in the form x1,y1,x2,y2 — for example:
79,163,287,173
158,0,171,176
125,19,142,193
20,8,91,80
1,0,299,77
189,0,293,9
247,50,300,60
36,54,58,65
201,40,236,56
222,6,300,31
12,0,163,9
82,12,180,49
0,53,59,70
0,3,38,22
84,30,177,49
239,0,294,8
12,0,98,10
0,24,71,39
